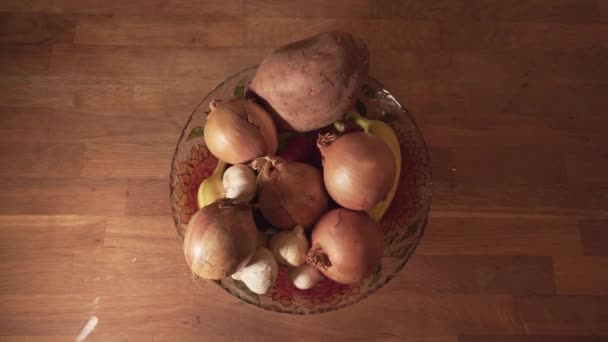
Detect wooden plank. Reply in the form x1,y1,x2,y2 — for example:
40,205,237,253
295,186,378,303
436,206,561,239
372,0,600,23
49,44,266,82
553,256,608,295
460,335,608,342
0,77,178,120
244,18,441,50
513,296,608,335
440,22,606,51
0,337,78,342
0,45,52,76
447,146,568,186
125,179,172,216
0,76,76,109
464,82,608,118
405,81,608,125
602,0,608,22
98,217,193,297
388,256,555,295
432,181,608,218
71,77,134,112
0,107,53,142
192,291,522,337
0,294,192,336
93,295,192,335
1,336,157,342
0,215,104,295
371,50,452,84
75,15,244,47
419,217,583,256
425,50,608,85
0,294,95,335
49,44,177,79
0,0,243,16
578,219,608,256
0,142,85,178
393,83,608,153
0,12,75,44
47,109,180,141
163,76,237,117
0,178,127,215
173,47,269,80
4,76,173,114
245,0,372,18
413,83,608,149
81,141,173,178
565,147,608,185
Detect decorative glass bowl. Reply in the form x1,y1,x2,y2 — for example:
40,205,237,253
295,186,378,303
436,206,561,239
170,67,432,314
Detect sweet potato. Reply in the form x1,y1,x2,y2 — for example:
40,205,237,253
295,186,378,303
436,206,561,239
250,31,369,132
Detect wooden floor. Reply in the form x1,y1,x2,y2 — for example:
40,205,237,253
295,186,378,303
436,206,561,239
1,1,608,341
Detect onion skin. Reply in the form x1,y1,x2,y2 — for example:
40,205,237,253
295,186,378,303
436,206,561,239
307,208,384,285
204,99,278,164
322,132,396,210
183,200,258,280
255,157,329,230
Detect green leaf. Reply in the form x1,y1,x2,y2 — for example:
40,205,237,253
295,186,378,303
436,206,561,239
233,77,247,99
355,99,367,116
187,127,203,141
232,279,259,300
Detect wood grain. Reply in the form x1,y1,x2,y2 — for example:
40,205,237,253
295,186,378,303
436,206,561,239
372,0,600,23
554,256,608,295
419,217,583,256
460,336,608,342
579,219,608,255
0,0,607,341
388,256,555,295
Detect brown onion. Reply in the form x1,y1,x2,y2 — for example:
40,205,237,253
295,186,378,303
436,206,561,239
204,99,278,164
307,208,383,285
183,200,258,280
321,132,395,210
254,156,328,230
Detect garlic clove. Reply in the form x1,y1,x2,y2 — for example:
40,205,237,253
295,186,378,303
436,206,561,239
269,225,310,267
222,164,257,202
231,248,278,295
290,264,324,290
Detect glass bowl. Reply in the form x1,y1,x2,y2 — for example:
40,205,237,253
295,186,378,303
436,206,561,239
169,66,432,314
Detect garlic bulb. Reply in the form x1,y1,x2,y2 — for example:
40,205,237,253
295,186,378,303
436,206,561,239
269,226,309,267
290,264,325,290
231,248,278,294
222,164,257,202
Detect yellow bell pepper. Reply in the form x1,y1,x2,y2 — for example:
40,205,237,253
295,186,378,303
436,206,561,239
350,112,402,222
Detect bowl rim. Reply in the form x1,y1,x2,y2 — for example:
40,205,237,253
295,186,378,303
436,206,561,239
169,65,433,314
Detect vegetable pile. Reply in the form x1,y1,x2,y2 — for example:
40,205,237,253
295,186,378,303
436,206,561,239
183,31,402,294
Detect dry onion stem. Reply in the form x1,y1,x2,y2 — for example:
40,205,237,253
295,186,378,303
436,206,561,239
316,133,337,164
306,243,332,270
